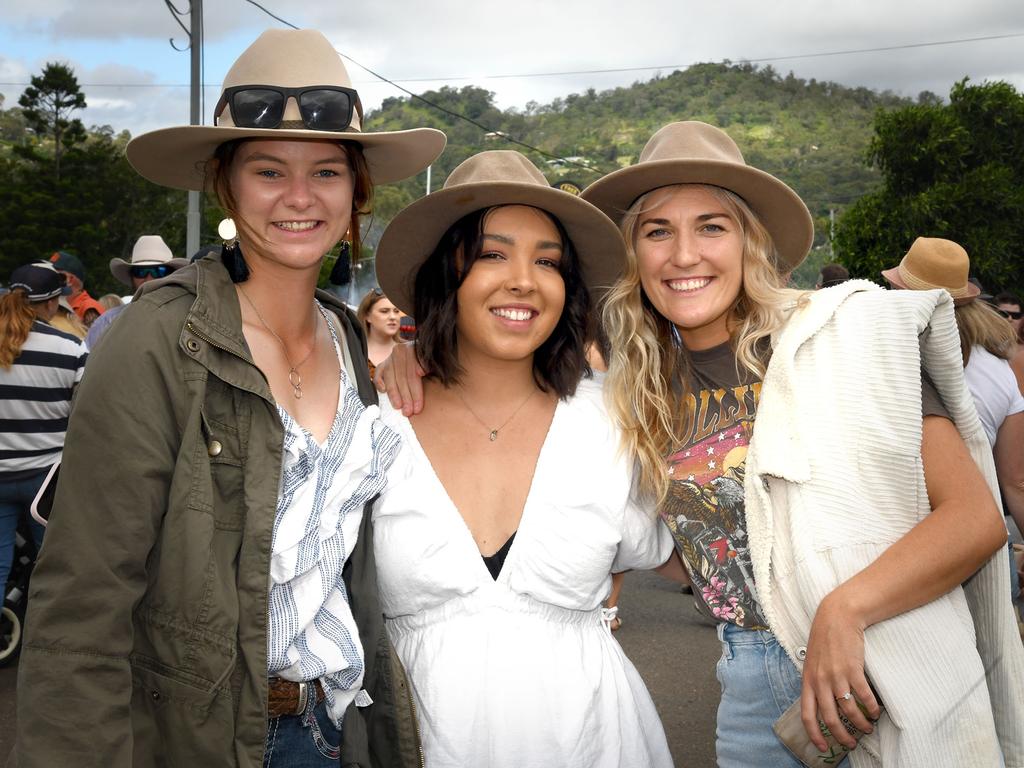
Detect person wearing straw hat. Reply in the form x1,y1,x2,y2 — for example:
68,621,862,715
581,122,1022,767
84,235,188,350
372,149,679,768
15,28,444,768
883,236,1024,623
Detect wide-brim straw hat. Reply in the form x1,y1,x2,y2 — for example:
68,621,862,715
580,121,814,273
126,29,445,189
109,235,188,286
881,237,980,306
376,150,626,316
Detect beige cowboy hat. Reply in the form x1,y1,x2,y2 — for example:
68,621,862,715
881,237,980,306
109,235,188,286
580,121,814,272
375,150,626,316
126,29,445,188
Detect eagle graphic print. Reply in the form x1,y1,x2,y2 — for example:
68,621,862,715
660,376,769,629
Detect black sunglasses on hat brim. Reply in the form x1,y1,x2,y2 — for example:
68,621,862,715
215,85,364,133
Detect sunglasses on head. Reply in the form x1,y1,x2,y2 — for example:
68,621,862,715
130,264,172,279
215,85,362,132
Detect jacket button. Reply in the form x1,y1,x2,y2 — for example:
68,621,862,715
796,646,808,661
151,690,161,702
186,338,201,353
207,440,223,457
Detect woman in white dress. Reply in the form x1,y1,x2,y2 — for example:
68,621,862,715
371,150,680,768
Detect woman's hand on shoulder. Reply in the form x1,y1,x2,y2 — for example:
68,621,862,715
374,341,426,416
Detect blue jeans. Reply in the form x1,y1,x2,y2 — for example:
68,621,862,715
715,622,804,768
0,470,48,594
263,698,341,767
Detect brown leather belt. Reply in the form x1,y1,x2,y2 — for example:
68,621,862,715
267,677,325,718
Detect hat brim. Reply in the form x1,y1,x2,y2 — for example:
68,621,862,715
880,266,981,306
580,159,814,273
376,182,626,317
110,257,190,286
126,125,446,189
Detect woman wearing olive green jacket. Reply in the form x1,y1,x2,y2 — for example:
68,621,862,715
13,28,443,768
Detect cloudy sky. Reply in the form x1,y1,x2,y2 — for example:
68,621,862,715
1,0,1021,137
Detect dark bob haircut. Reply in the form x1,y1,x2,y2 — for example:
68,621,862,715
412,206,592,398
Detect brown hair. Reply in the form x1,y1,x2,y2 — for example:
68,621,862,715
356,288,391,335
206,139,373,269
0,290,38,369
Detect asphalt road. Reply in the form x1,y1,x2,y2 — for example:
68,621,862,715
0,570,723,767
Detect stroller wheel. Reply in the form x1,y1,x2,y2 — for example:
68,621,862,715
0,605,22,666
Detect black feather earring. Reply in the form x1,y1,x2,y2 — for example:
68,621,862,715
218,218,250,283
329,239,352,286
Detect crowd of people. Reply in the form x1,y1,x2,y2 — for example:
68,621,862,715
1,26,1022,768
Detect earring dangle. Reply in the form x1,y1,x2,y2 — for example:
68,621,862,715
218,218,250,283
329,239,352,286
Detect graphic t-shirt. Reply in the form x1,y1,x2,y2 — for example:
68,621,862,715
659,342,769,629
660,338,951,629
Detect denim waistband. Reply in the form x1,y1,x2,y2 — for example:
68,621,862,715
718,621,779,646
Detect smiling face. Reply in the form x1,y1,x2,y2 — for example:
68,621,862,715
227,139,354,275
454,205,566,367
633,185,745,350
367,296,402,341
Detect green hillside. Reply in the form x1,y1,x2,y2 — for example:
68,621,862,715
363,62,920,285
1,62,922,293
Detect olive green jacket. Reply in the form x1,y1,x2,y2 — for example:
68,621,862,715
13,258,421,768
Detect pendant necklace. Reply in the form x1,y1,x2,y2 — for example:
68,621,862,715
455,386,538,442
238,285,318,399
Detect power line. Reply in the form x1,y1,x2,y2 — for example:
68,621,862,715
2,28,1022,90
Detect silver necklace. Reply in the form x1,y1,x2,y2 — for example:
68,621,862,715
238,285,318,400
455,386,538,442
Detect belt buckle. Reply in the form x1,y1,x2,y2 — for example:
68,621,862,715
295,680,308,715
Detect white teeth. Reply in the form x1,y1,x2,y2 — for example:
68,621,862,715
667,277,711,292
492,308,533,321
275,221,318,232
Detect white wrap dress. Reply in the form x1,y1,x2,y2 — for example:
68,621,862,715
373,378,675,768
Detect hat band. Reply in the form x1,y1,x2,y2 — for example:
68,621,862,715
898,263,970,297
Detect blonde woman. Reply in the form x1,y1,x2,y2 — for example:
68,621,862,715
582,122,1022,767
15,29,443,767
356,288,402,378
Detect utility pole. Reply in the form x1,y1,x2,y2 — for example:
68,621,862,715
186,0,203,257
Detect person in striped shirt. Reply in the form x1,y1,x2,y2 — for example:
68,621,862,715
0,261,87,590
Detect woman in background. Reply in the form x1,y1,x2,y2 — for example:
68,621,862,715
357,288,403,378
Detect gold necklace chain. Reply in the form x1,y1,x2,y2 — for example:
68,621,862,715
454,386,538,442
238,285,318,400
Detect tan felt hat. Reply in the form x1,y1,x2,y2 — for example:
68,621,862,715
126,29,445,189
375,150,626,316
580,121,814,272
881,237,980,306
109,235,187,286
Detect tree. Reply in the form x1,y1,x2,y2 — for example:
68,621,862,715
834,79,1024,293
18,62,87,180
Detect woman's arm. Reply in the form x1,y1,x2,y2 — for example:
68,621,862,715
15,302,182,767
994,411,1024,534
799,414,1007,750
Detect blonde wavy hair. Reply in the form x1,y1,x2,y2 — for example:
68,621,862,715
955,300,1017,364
602,184,803,505
0,290,38,369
